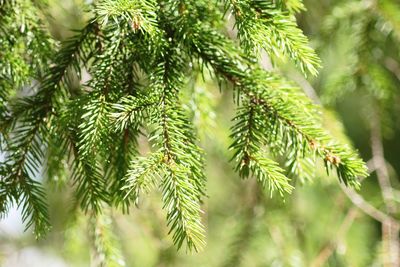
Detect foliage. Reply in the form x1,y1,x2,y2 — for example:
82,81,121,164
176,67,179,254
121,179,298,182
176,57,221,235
318,1,400,265
0,0,368,259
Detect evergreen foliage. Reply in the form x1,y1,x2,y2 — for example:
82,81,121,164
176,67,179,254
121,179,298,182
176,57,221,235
316,1,400,265
0,0,368,255
322,0,400,126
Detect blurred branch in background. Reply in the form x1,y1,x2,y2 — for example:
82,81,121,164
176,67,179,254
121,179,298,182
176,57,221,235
311,207,358,267
312,0,400,265
290,16,400,262
221,180,262,267
370,109,399,267
340,184,399,228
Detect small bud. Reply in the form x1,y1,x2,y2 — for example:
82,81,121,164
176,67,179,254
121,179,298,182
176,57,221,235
331,155,341,166
309,140,317,150
325,154,333,163
131,20,141,31
325,154,341,166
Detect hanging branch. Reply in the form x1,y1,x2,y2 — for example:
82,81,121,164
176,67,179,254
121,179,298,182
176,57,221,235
186,24,367,187
0,20,100,237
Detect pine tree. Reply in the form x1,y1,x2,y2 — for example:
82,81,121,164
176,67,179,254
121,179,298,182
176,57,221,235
0,0,368,258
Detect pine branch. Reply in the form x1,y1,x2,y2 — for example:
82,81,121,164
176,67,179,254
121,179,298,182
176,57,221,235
78,21,149,211
17,175,50,237
226,0,320,75
110,95,154,132
0,21,101,233
95,0,158,35
88,20,130,99
78,94,111,159
230,100,293,195
187,24,367,186
44,126,70,187
1,112,50,236
0,169,14,217
0,166,50,238
122,153,163,206
162,163,206,252
0,0,54,138
105,128,139,211
58,102,108,214
0,0,54,80
146,44,206,252
71,150,107,214
107,94,152,210
14,20,99,113
6,20,100,148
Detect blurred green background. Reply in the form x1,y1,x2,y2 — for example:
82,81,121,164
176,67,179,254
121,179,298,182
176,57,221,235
1,0,400,266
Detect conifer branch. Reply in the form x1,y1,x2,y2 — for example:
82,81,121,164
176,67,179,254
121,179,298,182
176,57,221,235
122,153,163,205
95,0,158,34
162,163,206,252
17,175,50,237
106,128,139,211
230,100,293,195
70,133,108,214
56,104,108,214
187,25,367,186
1,116,50,236
78,95,111,158
150,48,206,252
108,95,150,210
226,0,320,75
110,95,154,132
0,21,101,233
156,120,207,251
